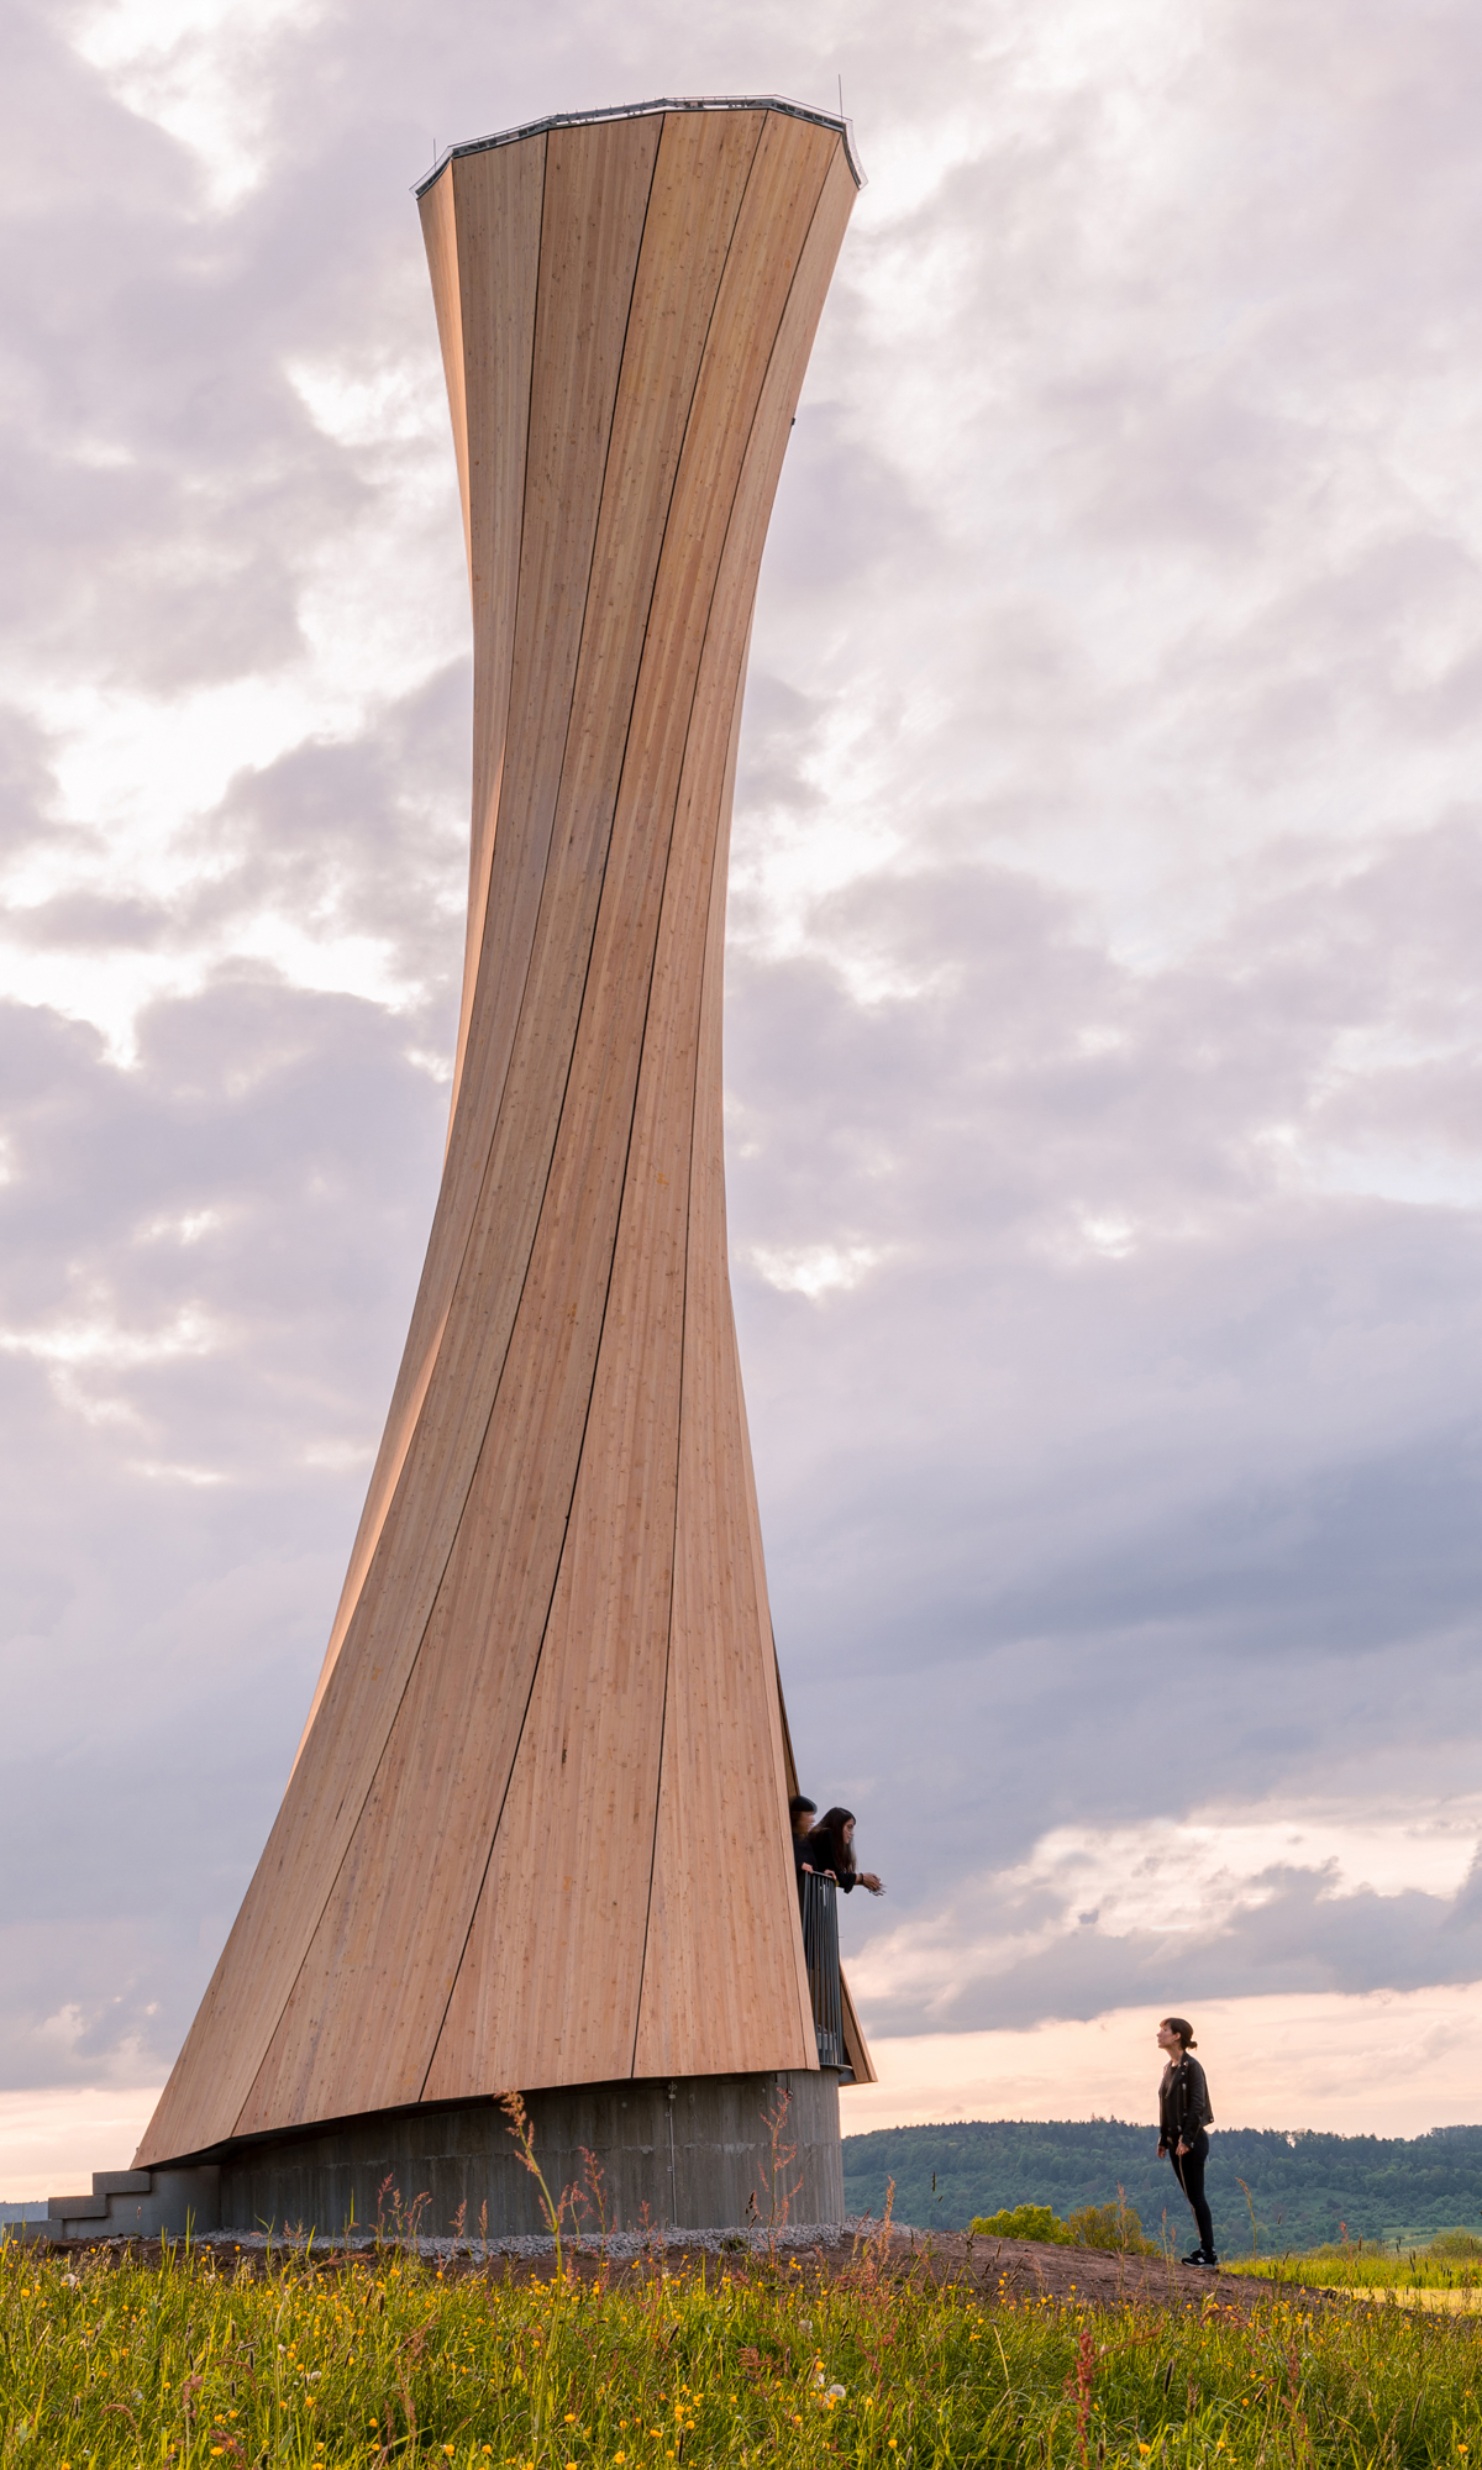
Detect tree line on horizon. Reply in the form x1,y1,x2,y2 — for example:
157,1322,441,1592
842,2118,1482,2253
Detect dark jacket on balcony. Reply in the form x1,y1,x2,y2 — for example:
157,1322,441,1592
804,1821,859,1891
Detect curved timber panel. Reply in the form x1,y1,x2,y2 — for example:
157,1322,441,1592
138,99,868,2170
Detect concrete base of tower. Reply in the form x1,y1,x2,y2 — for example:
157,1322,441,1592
219,2072,843,2238
42,2072,847,2242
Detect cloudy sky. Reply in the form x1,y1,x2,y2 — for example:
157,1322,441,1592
5,0,1482,2191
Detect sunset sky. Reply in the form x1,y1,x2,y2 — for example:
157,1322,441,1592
5,0,1482,2194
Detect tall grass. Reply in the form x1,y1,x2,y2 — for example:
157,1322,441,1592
1229,2231,1482,2291
5,2232,1482,2465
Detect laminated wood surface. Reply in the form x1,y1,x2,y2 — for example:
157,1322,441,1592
293,137,545,1771
138,102,866,2169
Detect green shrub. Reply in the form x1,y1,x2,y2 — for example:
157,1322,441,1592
969,2201,1071,2244
969,2195,1158,2254
1430,2227,1482,2257
1065,2197,1159,2255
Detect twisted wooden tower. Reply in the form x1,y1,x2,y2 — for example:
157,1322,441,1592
131,98,869,2234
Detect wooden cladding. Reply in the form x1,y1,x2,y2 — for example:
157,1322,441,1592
137,102,869,2170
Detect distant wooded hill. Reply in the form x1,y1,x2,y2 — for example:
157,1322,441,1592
842,2120,1482,2253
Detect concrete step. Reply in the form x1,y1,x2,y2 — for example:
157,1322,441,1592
43,2164,220,2242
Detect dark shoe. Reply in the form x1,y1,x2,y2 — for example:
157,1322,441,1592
1182,2247,1207,2265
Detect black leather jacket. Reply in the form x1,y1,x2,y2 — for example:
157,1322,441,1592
803,1826,858,1889
1158,2053,1213,2149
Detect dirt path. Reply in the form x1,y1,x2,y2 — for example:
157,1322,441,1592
21,2224,1333,2315
875,2229,1320,2314
424,2228,1339,2315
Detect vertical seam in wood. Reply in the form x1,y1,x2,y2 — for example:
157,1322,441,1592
417,117,753,2101
230,133,666,2143
288,149,544,1778
446,133,548,1149
426,121,663,1360
625,826,701,2084
743,157,851,2071
627,126,830,2079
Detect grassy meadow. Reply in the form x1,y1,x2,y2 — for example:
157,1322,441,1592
7,2232,1482,2467
1226,2233,1482,2297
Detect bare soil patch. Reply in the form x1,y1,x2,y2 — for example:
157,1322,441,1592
21,2223,1334,2315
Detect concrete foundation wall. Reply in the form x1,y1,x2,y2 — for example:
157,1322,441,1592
44,2167,222,2242
218,2072,842,2238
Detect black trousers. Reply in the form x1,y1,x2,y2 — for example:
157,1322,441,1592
1168,2129,1215,2255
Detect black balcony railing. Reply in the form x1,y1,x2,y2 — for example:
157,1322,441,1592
798,1869,846,2070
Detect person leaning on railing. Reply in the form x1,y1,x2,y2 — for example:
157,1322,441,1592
804,1805,885,1896
790,1793,819,1880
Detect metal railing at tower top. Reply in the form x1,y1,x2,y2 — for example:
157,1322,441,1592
414,98,867,199
799,1870,848,2073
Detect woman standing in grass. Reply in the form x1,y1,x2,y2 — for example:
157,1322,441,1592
1157,2015,1218,2267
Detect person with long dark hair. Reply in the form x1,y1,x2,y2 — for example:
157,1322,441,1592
805,1806,885,1896
1156,2015,1217,2266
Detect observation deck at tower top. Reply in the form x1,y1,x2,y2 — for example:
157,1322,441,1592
414,96,866,199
